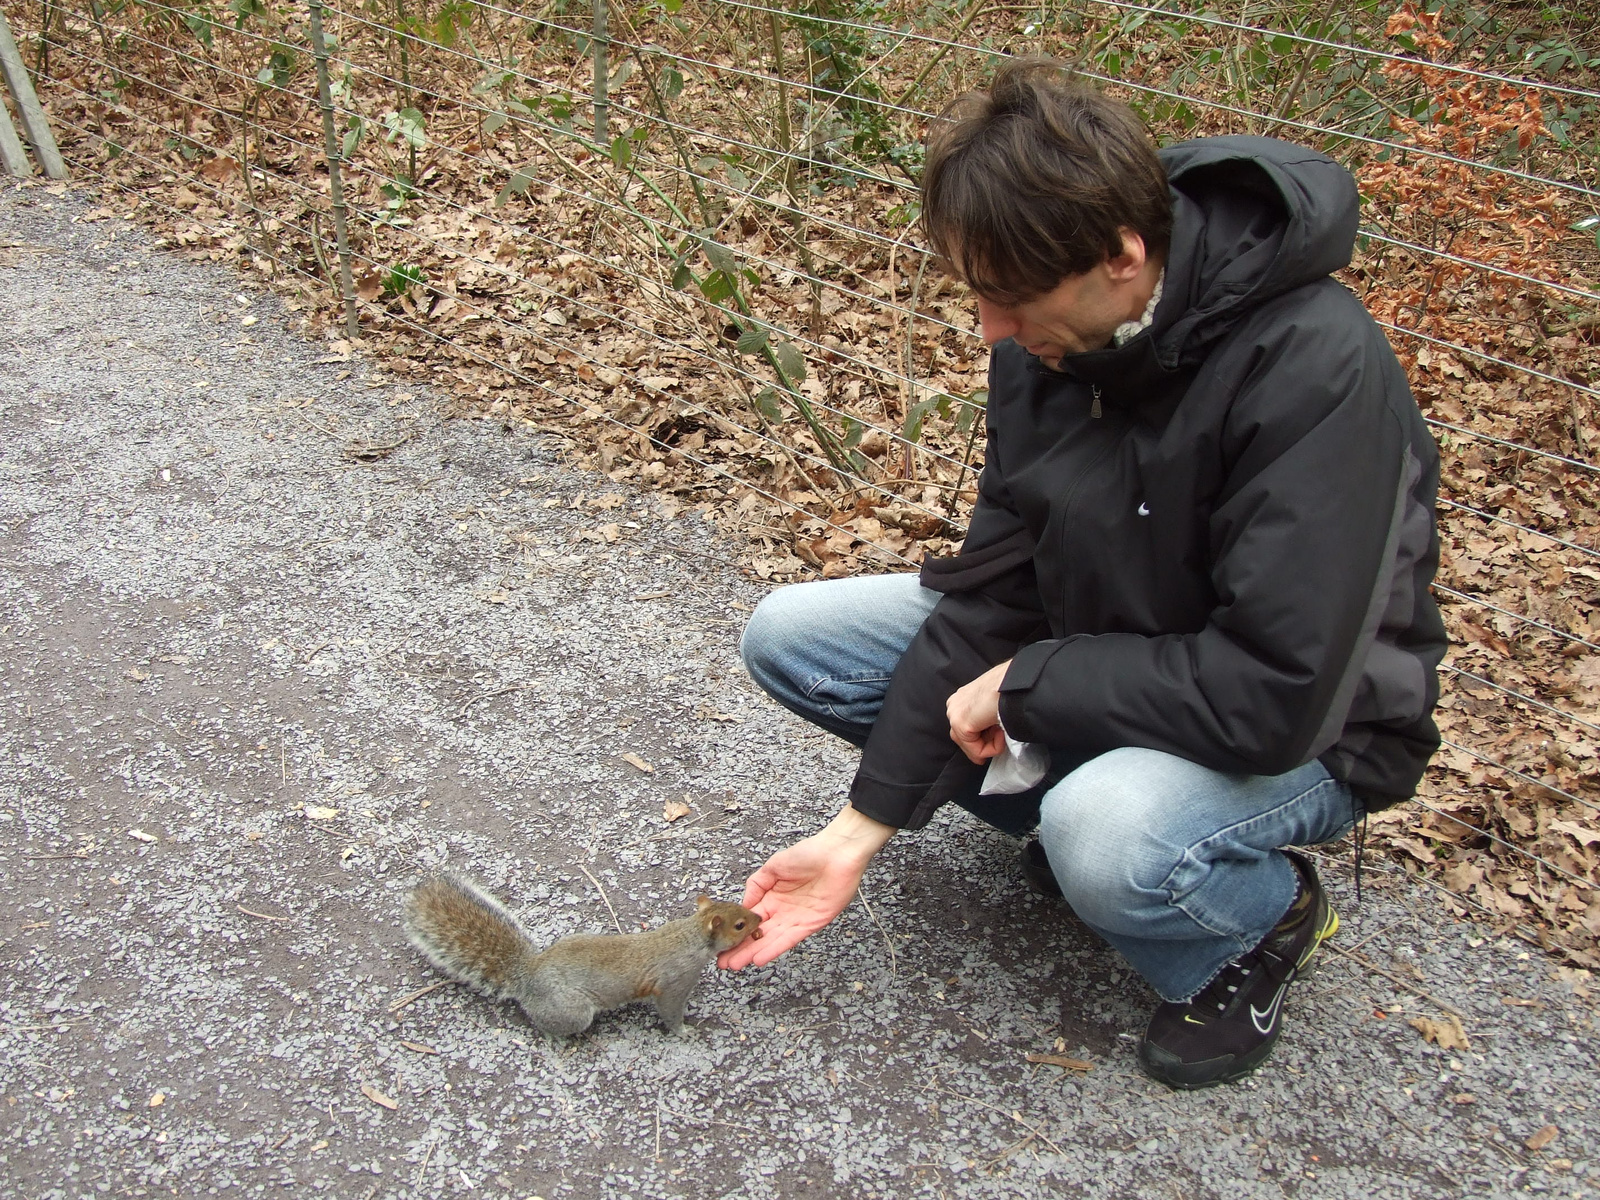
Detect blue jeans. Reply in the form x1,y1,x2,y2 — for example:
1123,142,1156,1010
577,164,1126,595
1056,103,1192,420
741,574,1357,1003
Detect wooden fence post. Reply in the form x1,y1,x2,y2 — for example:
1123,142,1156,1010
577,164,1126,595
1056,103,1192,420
592,0,608,143
307,0,360,339
0,7,67,178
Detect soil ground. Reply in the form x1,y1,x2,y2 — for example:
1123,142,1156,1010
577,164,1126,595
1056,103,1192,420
1,179,1596,1200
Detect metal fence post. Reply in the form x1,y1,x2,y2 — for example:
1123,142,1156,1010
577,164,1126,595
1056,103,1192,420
592,0,608,144
307,0,359,339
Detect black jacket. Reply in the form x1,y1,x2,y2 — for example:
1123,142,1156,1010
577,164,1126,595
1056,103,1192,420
849,136,1447,830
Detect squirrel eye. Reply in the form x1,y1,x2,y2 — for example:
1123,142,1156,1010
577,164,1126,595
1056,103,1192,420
734,920,746,929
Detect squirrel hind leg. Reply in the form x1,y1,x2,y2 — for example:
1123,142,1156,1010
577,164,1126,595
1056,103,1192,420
518,991,596,1038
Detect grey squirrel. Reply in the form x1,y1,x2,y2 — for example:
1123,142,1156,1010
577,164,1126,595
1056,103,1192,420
402,872,762,1035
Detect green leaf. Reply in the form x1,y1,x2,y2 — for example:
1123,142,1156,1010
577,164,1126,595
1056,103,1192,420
482,111,508,136
753,387,782,422
496,165,538,206
671,261,695,291
698,270,737,303
383,263,427,298
610,134,635,168
772,342,806,386
700,237,737,274
735,327,770,355
661,66,685,100
902,392,942,444
342,115,364,158
471,68,514,95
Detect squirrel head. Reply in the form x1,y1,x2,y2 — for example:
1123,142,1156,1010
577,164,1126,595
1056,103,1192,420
693,895,763,950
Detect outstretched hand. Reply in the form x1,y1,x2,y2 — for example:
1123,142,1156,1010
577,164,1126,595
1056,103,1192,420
718,805,896,970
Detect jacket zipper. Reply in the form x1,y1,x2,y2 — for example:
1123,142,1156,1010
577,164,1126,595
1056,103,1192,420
1090,385,1102,419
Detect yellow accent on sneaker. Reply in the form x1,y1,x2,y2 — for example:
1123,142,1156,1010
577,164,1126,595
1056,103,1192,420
1295,906,1340,971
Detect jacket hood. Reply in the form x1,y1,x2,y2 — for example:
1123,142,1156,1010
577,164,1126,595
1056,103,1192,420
1057,136,1360,384
1155,136,1360,365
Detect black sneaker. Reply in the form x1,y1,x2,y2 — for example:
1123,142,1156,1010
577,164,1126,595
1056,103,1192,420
1137,850,1338,1090
1021,838,1062,897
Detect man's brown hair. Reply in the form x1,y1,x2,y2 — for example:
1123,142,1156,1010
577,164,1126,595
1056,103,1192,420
921,58,1171,303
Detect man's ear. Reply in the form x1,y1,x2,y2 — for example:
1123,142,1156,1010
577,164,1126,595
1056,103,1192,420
1105,228,1148,283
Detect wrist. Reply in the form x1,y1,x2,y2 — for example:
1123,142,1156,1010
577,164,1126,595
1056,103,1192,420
817,804,896,863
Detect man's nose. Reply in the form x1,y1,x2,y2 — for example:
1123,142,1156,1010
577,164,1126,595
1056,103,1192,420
975,298,1018,346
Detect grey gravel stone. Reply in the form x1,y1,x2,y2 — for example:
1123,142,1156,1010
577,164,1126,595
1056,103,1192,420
1,179,1596,1199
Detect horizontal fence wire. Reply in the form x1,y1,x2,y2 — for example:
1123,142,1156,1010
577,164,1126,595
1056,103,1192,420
1436,498,1600,562
41,100,924,573
1081,0,1600,104
323,0,1600,326
29,0,1600,958
706,0,1600,201
1441,663,1600,741
95,3,1600,424
49,35,986,500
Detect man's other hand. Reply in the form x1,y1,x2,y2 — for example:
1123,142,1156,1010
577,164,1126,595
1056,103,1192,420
718,805,895,970
947,659,1013,764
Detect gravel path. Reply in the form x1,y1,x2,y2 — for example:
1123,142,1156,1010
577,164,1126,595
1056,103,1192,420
1,179,1595,1200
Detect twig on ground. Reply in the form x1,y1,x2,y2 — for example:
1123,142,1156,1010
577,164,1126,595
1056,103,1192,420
578,864,623,933
456,684,524,717
237,904,292,921
937,1086,1066,1159
858,890,897,979
387,981,450,1013
413,1134,436,1188
1325,944,1467,1019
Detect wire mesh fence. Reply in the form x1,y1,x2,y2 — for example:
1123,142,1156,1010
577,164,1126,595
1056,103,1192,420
10,0,1600,967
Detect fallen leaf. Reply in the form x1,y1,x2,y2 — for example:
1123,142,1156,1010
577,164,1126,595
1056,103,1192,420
1407,1013,1470,1050
127,829,157,843
399,1040,438,1055
303,806,340,821
1549,819,1600,847
360,1084,398,1111
622,753,654,774
663,799,692,822
1025,1053,1094,1073
148,1092,165,1108
1452,1093,1476,1105
123,666,151,681
1526,1124,1559,1152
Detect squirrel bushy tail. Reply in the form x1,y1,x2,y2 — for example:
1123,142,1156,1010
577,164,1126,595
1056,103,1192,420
403,872,542,1005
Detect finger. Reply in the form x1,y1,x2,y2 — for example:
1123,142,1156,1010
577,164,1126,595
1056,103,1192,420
740,864,778,909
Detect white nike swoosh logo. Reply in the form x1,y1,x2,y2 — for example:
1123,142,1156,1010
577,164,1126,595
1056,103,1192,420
1137,502,1150,516
1251,984,1288,1035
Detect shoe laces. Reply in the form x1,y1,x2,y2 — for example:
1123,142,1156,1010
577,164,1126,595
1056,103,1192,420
1186,939,1294,1018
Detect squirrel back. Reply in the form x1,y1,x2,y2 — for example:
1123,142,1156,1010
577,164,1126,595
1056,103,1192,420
402,872,761,1036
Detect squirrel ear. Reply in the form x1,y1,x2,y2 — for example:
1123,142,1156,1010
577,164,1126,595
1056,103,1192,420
695,894,711,911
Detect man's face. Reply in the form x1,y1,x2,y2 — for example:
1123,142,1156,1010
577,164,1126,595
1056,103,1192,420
974,268,1129,367
967,229,1154,368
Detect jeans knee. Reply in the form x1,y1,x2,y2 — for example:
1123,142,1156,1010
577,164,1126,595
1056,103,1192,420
1038,748,1176,926
739,587,800,692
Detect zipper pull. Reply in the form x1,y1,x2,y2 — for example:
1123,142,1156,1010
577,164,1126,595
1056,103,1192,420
1090,385,1102,419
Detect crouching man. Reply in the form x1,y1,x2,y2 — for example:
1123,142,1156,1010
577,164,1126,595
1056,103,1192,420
723,59,1446,1089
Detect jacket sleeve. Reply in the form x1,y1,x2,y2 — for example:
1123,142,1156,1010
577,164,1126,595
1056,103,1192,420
846,396,1052,831
997,315,1414,777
